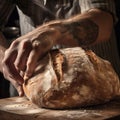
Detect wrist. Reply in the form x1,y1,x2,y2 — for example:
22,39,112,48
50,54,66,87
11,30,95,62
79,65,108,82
47,21,78,46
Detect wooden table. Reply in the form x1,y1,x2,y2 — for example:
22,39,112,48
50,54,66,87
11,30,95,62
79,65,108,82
0,96,120,120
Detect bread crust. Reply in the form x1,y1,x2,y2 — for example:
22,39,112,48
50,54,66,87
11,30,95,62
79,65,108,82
23,47,120,109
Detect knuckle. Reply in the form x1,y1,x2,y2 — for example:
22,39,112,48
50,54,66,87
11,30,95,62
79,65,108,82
2,51,13,66
21,39,32,49
32,40,41,50
2,57,9,66
11,40,19,48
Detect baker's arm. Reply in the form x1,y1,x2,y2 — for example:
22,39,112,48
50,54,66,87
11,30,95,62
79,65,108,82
17,8,113,48
50,8,113,47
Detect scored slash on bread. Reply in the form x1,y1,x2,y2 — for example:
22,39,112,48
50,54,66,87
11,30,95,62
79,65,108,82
23,47,120,109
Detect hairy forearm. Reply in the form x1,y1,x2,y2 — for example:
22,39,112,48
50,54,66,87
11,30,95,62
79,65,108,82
47,9,113,47
14,9,113,50
58,19,99,46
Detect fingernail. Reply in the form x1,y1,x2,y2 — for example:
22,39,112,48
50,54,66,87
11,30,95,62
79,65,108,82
19,92,22,96
24,72,32,80
24,74,29,81
19,90,24,96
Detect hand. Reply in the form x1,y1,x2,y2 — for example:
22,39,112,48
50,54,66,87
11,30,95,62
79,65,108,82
2,26,61,96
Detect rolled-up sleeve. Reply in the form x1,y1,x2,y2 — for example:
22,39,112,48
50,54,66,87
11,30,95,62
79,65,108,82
79,0,117,22
0,0,15,30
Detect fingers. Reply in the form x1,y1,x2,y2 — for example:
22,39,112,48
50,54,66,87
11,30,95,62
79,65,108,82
24,37,54,79
13,29,59,80
2,27,58,95
2,49,24,96
24,49,40,80
14,40,32,71
3,50,23,83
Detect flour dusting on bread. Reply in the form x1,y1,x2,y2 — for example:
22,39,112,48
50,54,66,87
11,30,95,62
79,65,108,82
23,47,120,109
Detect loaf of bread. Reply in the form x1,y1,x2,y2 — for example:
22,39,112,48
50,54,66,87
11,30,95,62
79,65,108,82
23,47,120,109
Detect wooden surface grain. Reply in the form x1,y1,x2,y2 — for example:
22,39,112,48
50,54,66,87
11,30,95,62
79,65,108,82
0,96,120,120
